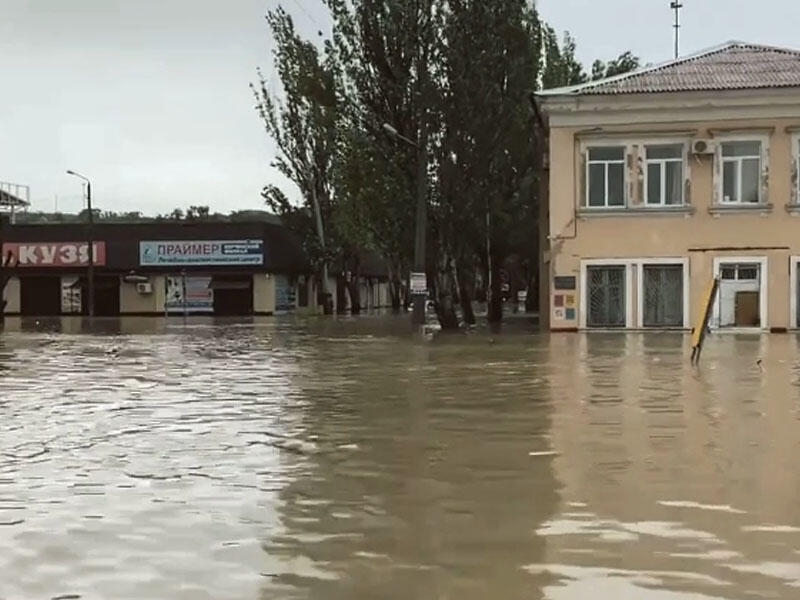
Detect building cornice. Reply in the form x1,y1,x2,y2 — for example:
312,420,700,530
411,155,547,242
543,89,800,128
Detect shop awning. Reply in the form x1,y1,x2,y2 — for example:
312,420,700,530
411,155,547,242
208,277,251,290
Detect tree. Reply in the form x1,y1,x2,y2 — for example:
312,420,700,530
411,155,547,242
252,6,341,314
325,0,439,318
591,51,641,80
254,0,639,329
541,30,587,89
431,0,547,325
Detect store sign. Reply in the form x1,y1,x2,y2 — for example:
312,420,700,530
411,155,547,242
1,242,106,267
139,240,264,266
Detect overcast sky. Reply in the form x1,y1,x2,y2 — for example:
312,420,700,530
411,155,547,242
2,0,799,216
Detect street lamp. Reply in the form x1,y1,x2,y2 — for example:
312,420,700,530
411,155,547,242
66,170,95,317
383,122,427,326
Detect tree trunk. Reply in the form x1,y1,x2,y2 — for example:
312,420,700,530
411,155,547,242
386,262,402,312
487,255,503,324
346,264,361,315
456,262,476,326
524,273,538,313
434,255,460,330
336,274,348,315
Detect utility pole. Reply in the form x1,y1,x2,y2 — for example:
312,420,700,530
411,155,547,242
671,1,683,59
66,170,95,317
411,119,428,327
382,122,427,327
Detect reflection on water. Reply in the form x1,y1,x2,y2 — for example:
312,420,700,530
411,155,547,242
1,317,800,599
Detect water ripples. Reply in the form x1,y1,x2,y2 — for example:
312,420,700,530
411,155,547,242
1,319,800,598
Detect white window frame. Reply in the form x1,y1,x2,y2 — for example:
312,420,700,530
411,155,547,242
716,136,768,205
584,145,627,208
579,259,634,329
790,256,800,329
643,143,687,206
711,256,768,331
636,258,690,329
580,258,691,330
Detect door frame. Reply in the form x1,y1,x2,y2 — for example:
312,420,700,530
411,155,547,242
711,256,768,331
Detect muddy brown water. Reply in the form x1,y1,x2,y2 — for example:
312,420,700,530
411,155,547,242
1,316,800,599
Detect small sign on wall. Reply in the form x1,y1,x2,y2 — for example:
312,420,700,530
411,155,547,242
553,307,566,320
554,276,576,290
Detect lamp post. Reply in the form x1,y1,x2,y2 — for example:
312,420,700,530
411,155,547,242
383,122,427,326
66,170,95,317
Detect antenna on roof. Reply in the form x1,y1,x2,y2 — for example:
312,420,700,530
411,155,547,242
670,1,683,58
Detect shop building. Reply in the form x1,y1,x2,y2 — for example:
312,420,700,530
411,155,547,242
0,220,390,317
537,41,800,332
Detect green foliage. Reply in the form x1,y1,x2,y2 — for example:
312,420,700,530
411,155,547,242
541,30,587,88
251,6,342,274
591,51,641,81
254,0,638,325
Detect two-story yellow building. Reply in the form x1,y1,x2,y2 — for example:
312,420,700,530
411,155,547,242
537,41,800,332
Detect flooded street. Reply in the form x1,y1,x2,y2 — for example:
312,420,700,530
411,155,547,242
2,317,800,599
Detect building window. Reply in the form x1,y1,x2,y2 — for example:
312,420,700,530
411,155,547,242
720,263,759,281
646,144,684,205
721,141,762,204
587,265,626,327
586,146,625,208
642,264,683,327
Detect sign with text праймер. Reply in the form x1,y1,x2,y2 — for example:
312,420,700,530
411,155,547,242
2,242,107,267
139,240,264,267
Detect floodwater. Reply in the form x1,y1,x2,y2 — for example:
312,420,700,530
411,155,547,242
1,316,800,599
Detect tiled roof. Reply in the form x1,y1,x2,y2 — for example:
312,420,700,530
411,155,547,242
539,41,800,96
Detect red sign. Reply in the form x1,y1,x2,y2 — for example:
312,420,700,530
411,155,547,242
1,242,107,267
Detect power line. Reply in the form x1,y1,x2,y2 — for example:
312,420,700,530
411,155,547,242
287,0,323,28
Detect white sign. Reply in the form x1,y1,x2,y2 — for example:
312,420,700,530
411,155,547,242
140,240,263,266
410,272,427,294
165,276,214,313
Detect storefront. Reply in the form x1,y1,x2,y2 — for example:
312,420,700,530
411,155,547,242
0,222,302,317
0,220,391,317
2,241,115,316
138,238,265,316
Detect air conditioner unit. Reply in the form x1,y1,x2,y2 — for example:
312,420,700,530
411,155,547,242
136,282,153,295
691,138,717,155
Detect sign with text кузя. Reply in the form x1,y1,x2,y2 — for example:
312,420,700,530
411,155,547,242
2,242,107,267
139,240,264,267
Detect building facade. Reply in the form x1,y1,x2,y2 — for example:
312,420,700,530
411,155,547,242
0,220,391,317
538,42,800,332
